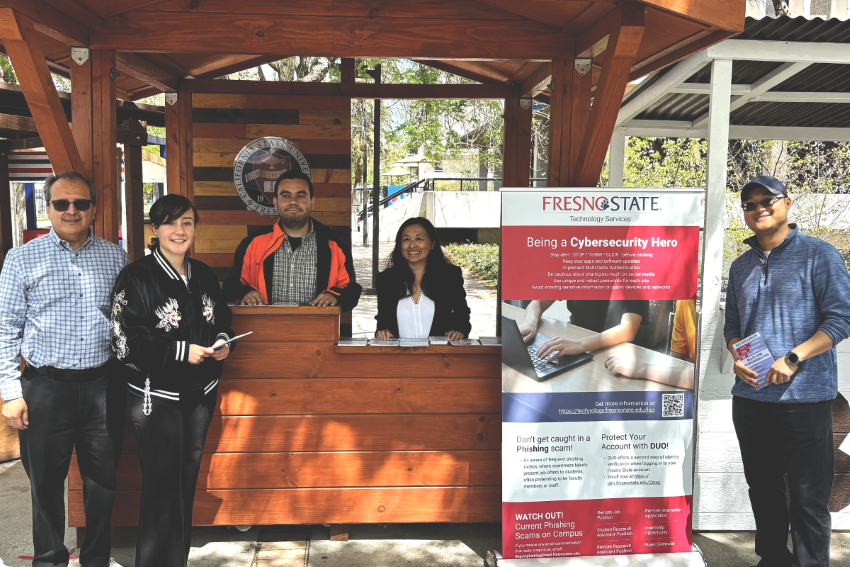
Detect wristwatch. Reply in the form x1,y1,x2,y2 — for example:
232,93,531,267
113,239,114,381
785,351,802,368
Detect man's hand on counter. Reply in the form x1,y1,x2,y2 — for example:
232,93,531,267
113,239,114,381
310,292,338,307
376,329,394,340
240,290,267,306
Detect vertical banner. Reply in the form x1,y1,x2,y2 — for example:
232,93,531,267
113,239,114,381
501,189,702,564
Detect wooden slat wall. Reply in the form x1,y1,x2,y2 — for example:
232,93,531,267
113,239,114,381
68,310,502,526
188,88,352,283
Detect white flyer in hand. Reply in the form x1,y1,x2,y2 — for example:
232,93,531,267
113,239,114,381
733,332,774,389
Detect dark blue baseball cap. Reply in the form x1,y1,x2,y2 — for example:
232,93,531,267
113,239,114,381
741,176,788,201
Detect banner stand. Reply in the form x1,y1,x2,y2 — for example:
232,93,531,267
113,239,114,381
497,188,705,565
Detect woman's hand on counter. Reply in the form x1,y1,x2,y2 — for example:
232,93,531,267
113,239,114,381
189,344,214,364
376,330,394,340
445,330,464,341
211,340,230,361
604,353,647,379
241,290,267,306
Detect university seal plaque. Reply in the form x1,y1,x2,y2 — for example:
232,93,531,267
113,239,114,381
233,137,311,216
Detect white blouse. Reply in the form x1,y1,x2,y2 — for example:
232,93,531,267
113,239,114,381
396,294,435,339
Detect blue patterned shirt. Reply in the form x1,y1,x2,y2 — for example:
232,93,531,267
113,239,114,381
0,229,128,400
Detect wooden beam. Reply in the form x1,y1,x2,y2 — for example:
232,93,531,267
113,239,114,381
569,66,592,175
88,13,571,59
92,49,118,242
0,149,12,268
628,30,734,82
116,52,177,92
0,10,85,173
642,0,745,33
165,90,180,195
340,58,355,84
571,4,644,187
519,62,552,98
0,113,38,133
71,53,93,178
502,88,517,188
515,92,532,189
0,0,89,46
185,80,512,99
419,60,503,84
179,80,192,199
123,122,145,261
8,136,44,150
546,59,573,187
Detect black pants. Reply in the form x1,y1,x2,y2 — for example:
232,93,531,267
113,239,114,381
733,396,834,567
127,386,216,567
19,365,124,567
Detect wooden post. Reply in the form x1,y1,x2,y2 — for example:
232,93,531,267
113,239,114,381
0,10,84,174
123,128,145,261
71,54,93,180
502,86,532,188
546,59,573,187
165,91,180,195
0,150,12,268
571,4,645,187
340,58,355,84
329,524,350,541
92,49,118,242
179,80,192,199
569,65,593,177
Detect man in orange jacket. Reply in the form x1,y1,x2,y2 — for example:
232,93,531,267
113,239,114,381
223,170,362,312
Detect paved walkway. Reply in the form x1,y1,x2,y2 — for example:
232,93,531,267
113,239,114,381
350,232,497,338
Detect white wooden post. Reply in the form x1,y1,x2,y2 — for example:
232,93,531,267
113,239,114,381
700,58,733,376
608,129,626,187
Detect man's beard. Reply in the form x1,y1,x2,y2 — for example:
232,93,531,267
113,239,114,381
279,207,310,230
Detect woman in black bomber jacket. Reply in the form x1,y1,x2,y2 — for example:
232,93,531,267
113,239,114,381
375,217,471,340
110,195,234,567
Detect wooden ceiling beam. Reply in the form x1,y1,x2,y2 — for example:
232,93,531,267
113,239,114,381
472,0,583,26
571,2,644,186
0,0,89,45
88,13,571,59
116,52,177,92
519,62,552,98
641,0,744,33
419,61,504,84
0,9,84,173
576,2,645,59
193,55,285,79
185,79,512,99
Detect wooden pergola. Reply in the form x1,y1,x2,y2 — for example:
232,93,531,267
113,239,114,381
0,0,743,257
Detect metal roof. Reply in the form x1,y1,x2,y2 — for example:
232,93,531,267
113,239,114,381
625,16,850,129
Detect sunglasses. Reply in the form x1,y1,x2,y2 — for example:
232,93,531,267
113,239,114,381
50,199,93,212
741,196,784,212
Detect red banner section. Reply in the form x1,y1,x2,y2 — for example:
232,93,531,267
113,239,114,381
502,225,699,300
502,495,693,559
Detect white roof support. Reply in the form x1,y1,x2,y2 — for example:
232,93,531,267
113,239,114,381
691,61,812,128
670,85,850,103
616,51,709,126
707,39,850,64
621,120,850,141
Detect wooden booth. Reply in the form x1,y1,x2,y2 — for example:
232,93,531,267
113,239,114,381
0,0,745,540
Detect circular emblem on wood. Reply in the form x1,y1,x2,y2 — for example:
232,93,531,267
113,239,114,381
233,137,311,216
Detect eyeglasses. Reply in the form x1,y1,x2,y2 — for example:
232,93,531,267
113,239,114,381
741,196,784,212
49,199,93,212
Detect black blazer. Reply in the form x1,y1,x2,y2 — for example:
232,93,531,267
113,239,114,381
375,264,472,338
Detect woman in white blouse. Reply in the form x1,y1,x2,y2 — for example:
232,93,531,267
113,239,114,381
375,217,471,340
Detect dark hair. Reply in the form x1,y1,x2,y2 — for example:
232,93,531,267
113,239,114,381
385,217,454,299
147,194,200,251
44,172,97,205
274,169,313,199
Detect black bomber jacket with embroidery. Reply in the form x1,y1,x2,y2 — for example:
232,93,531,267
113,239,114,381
109,246,235,402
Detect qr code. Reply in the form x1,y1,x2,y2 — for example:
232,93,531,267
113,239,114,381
662,393,685,418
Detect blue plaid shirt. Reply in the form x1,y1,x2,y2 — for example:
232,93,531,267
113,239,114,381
0,229,128,400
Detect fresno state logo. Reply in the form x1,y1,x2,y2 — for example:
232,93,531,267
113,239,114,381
233,137,311,216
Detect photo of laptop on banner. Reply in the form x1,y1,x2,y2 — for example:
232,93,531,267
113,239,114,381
502,315,592,381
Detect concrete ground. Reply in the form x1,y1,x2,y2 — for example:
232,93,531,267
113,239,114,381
4,460,850,566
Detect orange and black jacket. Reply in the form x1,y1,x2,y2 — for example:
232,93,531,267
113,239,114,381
222,218,362,312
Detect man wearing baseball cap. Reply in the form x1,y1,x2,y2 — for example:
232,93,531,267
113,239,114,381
725,175,850,566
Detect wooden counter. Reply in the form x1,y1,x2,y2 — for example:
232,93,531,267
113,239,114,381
68,306,501,531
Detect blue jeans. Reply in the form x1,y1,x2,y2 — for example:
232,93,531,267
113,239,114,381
733,396,834,567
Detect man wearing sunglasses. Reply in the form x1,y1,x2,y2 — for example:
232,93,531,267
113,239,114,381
725,175,850,567
0,172,128,567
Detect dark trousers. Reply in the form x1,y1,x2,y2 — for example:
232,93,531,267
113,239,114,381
19,365,124,567
733,396,834,567
127,386,216,567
